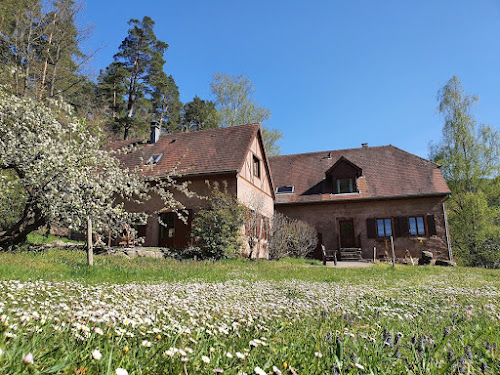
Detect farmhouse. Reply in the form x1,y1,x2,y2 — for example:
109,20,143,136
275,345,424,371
109,123,274,258
110,122,452,262
269,145,452,261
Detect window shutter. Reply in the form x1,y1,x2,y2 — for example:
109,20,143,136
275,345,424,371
394,217,408,237
366,218,377,238
426,215,437,236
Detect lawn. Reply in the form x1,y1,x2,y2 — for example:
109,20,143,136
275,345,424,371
0,249,498,374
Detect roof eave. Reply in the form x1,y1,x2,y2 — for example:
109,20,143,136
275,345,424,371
275,192,451,206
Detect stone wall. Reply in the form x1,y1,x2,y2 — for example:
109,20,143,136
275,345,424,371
275,196,451,260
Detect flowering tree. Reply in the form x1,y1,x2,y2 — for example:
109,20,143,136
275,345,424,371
0,89,188,251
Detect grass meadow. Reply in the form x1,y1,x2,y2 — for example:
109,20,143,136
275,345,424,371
0,250,498,374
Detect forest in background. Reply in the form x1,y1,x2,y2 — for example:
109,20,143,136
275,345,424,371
0,0,281,152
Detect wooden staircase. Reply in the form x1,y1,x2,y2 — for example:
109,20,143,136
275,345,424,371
339,248,362,261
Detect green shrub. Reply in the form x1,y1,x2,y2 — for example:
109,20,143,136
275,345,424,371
191,182,246,260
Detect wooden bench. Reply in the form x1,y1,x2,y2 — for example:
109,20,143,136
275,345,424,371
322,245,337,266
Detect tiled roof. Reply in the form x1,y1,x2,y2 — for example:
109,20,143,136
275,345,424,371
269,145,450,204
108,123,261,178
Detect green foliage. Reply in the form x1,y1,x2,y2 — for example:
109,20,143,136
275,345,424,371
150,73,182,133
430,76,500,267
191,182,246,260
112,16,169,139
0,251,499,374
210,73,282,155
0,170,26,231
181,96,219,131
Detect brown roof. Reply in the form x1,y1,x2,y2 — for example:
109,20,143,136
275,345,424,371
269,145,450,204
108,123,262,178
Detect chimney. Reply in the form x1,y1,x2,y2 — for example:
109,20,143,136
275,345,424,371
361,143,368,148
150,121,160,144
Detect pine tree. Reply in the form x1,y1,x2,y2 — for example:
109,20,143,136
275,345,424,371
150,72,182,133
181,96,219,132
113,16,168,139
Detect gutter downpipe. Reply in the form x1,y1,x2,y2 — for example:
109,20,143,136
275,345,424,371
442,201,453,261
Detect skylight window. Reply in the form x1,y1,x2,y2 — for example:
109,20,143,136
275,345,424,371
146,153,163,165
276,185,294,194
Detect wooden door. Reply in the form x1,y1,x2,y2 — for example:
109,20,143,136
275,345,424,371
339,220,355,248
158,211,193,249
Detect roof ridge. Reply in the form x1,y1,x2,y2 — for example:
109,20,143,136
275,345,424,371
269,144,392,159
388,144,440,167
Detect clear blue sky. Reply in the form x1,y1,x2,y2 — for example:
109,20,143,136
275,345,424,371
79,0,500,158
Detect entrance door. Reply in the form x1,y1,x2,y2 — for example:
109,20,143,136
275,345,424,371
339,220,355,248
158,211,193,248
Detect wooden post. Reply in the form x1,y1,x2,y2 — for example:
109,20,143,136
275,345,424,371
390,235,395,268
373,246,376,262
87,216,94,266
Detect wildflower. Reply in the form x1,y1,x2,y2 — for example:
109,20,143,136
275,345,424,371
0,348,3,356
123,346,129,354
94,327,104,335
254,367,266,375
116,368,128,375
355,363,365,370
23,353,34,365
465,345,472,360
181,357,189,362
157,334,161,340
272,365,282,375
141,340,152,348
213,369,224,373
202,355,210,364
314,351,323,358
92,349,102,360
236,352,246,359
226,352,233,359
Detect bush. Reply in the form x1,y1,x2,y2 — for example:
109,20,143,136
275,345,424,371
269,213,317,260
458,239,500,269
191,182,246,260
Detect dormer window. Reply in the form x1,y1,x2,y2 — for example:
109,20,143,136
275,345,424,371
325,156,362,195
276,185,294,194
146,153,163,165
336,178,355,193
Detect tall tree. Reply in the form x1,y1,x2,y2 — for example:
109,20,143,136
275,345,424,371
0,88,189,248
210,73,282,155
97,62,129,118
181,96,219,132
113,16,168,139
150,72,182,133
430,76,500,266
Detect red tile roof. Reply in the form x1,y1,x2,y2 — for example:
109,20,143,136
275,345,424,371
269,145,450,204
108,123,261,178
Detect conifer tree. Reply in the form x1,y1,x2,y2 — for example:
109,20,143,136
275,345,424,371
181,96,219,132
113,16,168,139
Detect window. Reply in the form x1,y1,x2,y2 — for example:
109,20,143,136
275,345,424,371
146,153,163,165
336,177,355,193
276,185,294,194
376,218,392,237
409,216,425,236
253,155,261,178
160,212,175,239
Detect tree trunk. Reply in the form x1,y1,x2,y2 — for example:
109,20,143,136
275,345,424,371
0,209,45,249
87,216,94,266
38,13,57,100
50,45,61,97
